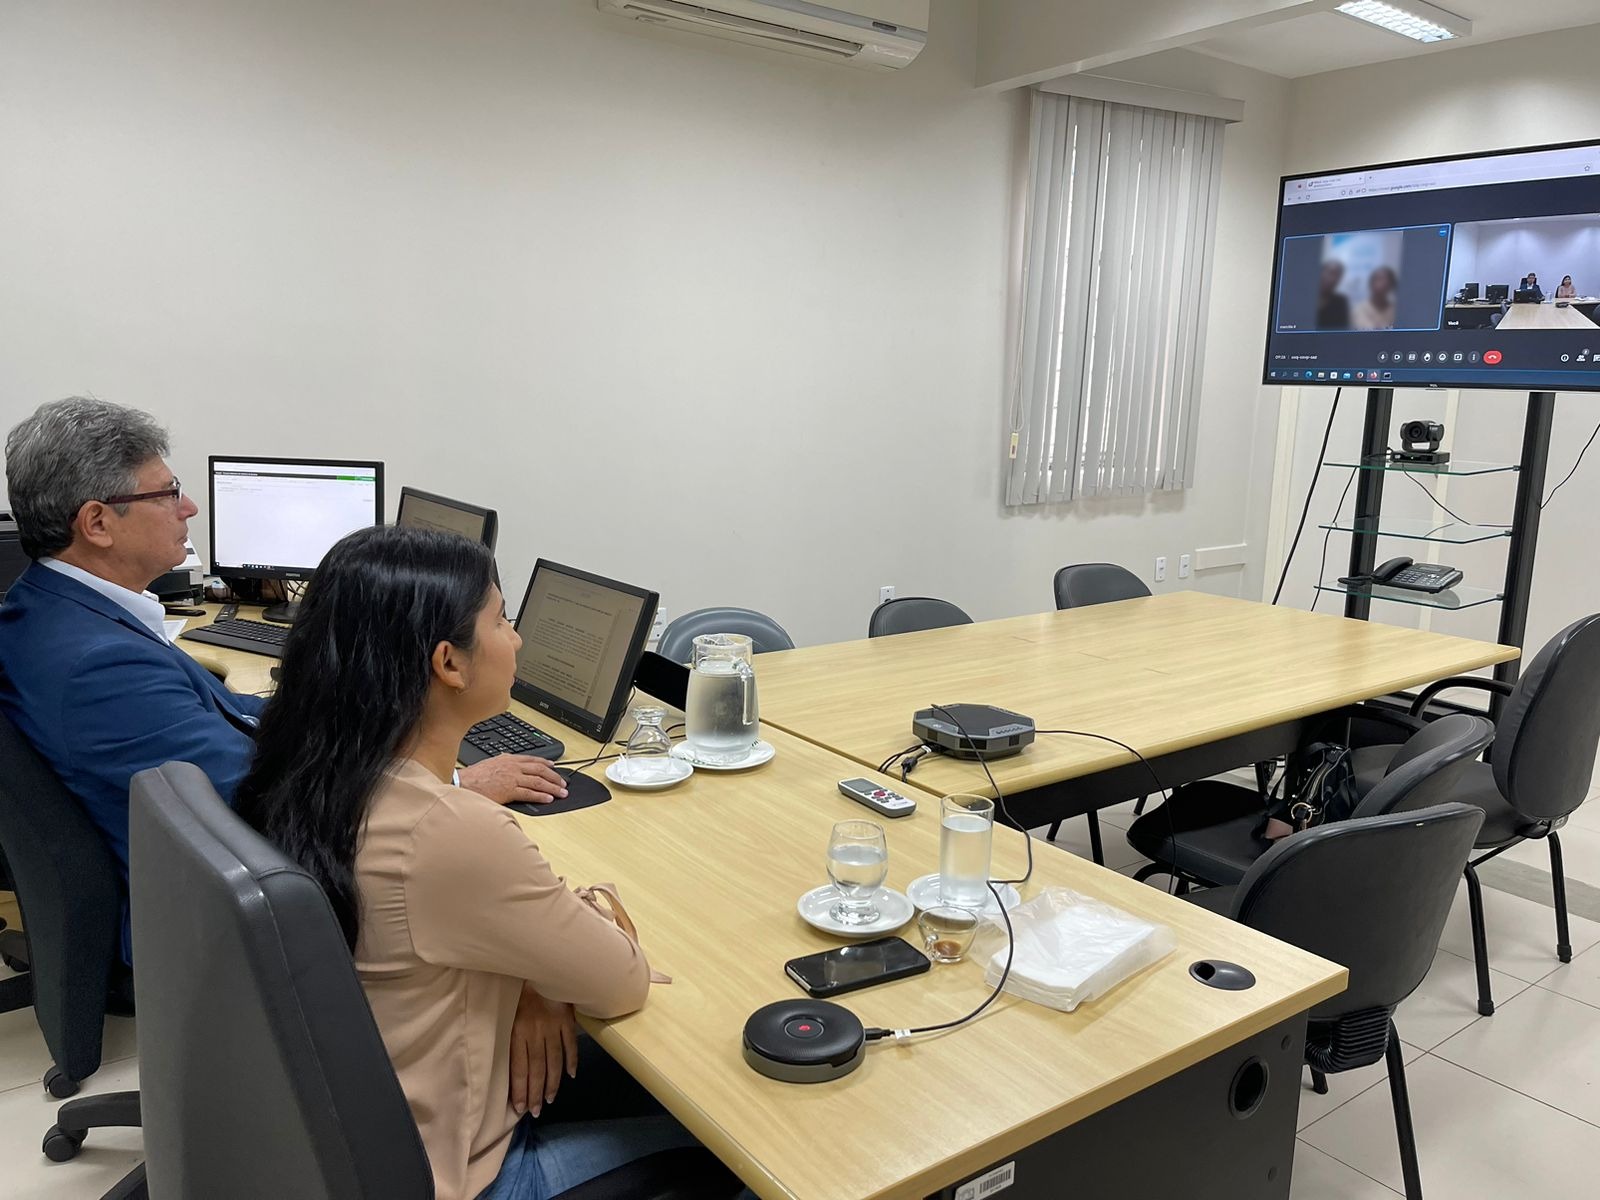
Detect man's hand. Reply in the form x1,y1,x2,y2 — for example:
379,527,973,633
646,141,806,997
458,755,569,805
509,986,579,1116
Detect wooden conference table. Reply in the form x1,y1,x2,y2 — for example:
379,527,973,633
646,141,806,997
177,593,1513,1199
1444,298,1600,330
757,592,1519,842
1495,299,1600,330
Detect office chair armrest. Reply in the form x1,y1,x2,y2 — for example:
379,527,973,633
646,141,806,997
1408,676,1513,717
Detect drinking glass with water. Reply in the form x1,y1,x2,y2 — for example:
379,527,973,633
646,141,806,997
939,794,995,909
827,820,888,926
618,706,676,784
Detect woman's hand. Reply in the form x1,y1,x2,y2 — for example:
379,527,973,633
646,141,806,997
509,985,579,1116
459,755,569,805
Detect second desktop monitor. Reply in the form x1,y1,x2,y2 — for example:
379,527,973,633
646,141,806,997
209,455,384,620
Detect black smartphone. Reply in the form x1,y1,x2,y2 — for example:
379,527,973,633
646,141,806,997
784,936,931,998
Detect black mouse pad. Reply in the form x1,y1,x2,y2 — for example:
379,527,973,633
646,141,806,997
509,769,611,817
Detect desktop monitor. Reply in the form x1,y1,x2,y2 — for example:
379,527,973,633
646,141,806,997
209,456,384,621
1263,137,1600,391
395,487,498,550
507,560,658,742
1485,283,1510,303
1460,282,1480,300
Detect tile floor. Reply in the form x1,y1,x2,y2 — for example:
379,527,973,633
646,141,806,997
4,794,1599,1198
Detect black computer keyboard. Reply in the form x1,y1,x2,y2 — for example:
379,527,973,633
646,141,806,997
460,712,564,764
180,617,290,658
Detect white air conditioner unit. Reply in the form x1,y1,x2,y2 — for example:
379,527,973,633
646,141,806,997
597,0,928,70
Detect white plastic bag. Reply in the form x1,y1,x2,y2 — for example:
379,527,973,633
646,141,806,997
974,887,1175,1012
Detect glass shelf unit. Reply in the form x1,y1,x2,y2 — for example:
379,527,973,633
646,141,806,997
1314,579,1504,611
1316,516,1512,545
1324,456,1519,477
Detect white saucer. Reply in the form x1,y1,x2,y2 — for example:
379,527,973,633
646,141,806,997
796,885,914,938
669,739,776,771
906,873,1021,918
605,757,694,790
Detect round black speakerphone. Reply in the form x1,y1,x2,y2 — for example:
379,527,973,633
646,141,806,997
742,1000,866,1083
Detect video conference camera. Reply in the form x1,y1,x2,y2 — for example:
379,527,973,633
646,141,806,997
1392,419,1448,466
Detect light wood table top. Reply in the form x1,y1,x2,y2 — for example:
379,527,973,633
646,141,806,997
504,726,1344,1200
176,606,1346,1200
172,605,280,695
1496,301,1599,330
753,592,1519,803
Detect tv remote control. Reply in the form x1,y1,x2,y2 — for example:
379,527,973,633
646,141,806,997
837,778,916,818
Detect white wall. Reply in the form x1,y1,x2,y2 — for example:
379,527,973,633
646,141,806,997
0,0,1289,647
1275,22,1600,658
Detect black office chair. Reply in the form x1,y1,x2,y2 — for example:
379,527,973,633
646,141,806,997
867,596,973,638
657,606,795,664
0,710,142,1174
1127,714,1495,894
1186,803,1484,1200
1,848,32,1012
1046,564,1156,844
129,762,744,1200
1052,562,1152,611
1349,614,1600,1015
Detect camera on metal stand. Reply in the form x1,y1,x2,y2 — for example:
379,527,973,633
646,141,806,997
1390,419,1448,466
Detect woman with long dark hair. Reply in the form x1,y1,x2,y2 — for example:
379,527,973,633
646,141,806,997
237,526,704,1200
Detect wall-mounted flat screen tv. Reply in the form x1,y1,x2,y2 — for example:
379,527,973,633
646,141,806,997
1264,139,1600,391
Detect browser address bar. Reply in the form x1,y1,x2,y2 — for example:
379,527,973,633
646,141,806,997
1289,146,1600,204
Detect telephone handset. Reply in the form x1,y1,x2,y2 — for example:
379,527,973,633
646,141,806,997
1340,556,1464,595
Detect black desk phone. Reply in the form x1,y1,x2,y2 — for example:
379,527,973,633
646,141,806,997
1341,556,1463,594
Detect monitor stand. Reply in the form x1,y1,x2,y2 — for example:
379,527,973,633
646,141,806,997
261,600,302,625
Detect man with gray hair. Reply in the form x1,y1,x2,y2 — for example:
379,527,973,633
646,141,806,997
0,398,258,961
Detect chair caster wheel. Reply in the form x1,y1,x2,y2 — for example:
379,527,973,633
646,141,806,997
43,1067,79,1099
42,1125,86,1162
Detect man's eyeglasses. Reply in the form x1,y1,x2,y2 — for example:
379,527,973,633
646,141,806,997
102,478,183,506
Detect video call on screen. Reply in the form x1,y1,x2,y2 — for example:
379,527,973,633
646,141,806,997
1263,144,1600,390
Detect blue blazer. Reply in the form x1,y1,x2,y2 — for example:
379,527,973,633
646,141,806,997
0,562,267,957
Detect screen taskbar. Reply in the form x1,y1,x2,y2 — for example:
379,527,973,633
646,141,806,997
1268,342,1600,388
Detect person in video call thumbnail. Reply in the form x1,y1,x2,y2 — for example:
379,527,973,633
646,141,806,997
1317,260,1351,329
1352,265,1398,331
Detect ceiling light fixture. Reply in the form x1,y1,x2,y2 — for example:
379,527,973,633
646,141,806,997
1335,0,1471,44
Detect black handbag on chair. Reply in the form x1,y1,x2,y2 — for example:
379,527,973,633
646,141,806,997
1259,743,1361,840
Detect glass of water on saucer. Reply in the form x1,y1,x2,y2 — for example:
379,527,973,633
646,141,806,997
826,820,888,926
617,706,677,785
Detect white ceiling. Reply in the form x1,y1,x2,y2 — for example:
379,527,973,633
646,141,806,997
1190,1,1600,79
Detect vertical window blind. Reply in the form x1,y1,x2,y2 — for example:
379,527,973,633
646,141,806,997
1006,92,1225,506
